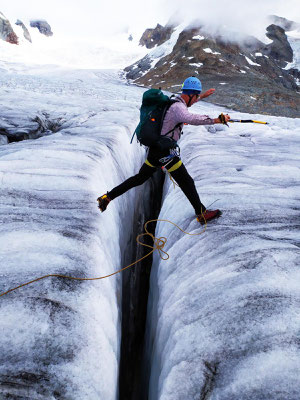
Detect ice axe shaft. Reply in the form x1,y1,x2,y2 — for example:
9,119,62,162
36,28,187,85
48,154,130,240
229,119,268,124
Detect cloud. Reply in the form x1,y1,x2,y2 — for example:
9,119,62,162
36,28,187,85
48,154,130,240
1,0,299,44
169,0,300,42
0,0,171,41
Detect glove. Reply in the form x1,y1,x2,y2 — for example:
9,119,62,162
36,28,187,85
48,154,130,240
218,113,229,126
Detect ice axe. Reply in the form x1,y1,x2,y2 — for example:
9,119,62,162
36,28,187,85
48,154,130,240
229,119,268,124
218,113,268,126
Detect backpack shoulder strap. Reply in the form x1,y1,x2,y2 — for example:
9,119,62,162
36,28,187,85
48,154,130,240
161,96,183,137
162,122,182,138
130,124,139,144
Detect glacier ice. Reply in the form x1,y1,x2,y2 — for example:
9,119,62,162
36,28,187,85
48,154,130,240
145,105,300,399
1,60,300,399
0,65,145,399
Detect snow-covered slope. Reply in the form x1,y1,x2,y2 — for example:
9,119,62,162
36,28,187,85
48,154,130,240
286,28,300,79
145,103,300,399
0,65,145,399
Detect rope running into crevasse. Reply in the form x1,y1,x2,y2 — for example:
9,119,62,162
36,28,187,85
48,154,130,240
0,218,207,298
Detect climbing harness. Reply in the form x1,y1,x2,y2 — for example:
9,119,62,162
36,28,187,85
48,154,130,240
159,155,175,164
159,148,181,189
159,148,180,167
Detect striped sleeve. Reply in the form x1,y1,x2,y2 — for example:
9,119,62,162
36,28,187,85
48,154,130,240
172,102,214,126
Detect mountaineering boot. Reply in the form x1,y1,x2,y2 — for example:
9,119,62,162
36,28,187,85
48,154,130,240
97,194,111,212
197,209,222,224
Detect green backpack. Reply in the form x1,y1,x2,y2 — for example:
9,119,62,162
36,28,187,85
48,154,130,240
131,89,180,149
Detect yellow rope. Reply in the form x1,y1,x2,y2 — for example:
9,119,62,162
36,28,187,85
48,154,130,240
0,217,207,298
165,168,179,189
161,159,181,189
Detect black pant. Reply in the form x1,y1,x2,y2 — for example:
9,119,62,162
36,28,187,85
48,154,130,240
108,146,206,215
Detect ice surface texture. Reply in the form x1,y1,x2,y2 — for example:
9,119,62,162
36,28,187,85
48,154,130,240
0,66,145,399
146,103,300,400
1,62,300,399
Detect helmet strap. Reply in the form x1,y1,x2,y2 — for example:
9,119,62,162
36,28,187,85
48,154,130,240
187,95,194,107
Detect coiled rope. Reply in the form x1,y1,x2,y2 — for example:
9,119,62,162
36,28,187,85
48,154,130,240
0,217,207,298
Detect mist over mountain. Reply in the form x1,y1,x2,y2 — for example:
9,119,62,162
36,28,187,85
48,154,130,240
1,8,299,117
125,15,300,118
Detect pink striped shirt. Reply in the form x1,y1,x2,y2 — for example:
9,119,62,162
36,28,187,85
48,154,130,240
161,95,214,142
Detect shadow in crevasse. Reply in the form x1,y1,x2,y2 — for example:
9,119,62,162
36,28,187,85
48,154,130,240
119,168,165,400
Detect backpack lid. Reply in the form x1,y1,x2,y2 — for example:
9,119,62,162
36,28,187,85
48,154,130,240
142,88,170,107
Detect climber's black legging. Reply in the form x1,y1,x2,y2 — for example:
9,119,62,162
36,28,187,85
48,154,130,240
108,146,206,215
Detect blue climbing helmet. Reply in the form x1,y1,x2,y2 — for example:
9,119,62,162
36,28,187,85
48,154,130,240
182,76,202,94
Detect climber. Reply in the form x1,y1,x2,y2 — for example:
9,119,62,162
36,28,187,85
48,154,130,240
97,76,230,224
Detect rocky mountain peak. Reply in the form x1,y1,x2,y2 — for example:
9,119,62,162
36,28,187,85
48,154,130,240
0,11,18,44
30,20,53,37
124,18,300,118
16,19,32,43
139,23,175,49
265,24,293,63
0,13,54,45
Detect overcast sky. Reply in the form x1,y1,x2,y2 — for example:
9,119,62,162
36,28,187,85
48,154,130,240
1,0,300,43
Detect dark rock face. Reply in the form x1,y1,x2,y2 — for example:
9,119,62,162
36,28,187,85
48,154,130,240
125,54,153,80
265,24,293,64
30,19,53,37
5,31,18,44
139,23,174,49
125,19,300,118
0,11,18,44
16,19,32,42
